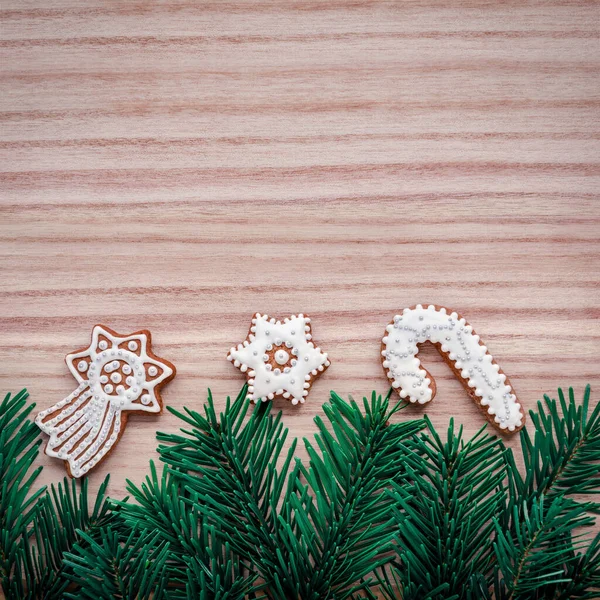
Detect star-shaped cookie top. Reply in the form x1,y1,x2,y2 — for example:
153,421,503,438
227,313,330,405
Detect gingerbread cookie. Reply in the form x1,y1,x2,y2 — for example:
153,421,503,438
35,325,175,477
381,304,524,433
227,313,330,405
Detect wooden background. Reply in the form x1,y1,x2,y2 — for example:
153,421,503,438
1,1,599,504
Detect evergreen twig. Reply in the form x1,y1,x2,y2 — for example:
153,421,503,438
507,385,600,511
156,385,299,598
118,461,260,598
494,495,595,598
12,475,114,599
0,390,45,598
376,386,600,600
295,390,425,598
384,418,507,600
63,526,170,600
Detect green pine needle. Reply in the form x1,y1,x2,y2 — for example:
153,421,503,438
494,495,596,598
10,475,114,599
117,460,260,598
156,385,300,598
515,385,600,504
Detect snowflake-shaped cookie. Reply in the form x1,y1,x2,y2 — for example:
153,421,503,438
227,313,330,405
36,325,176,477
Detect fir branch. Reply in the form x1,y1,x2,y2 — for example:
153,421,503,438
156,386,300,598
169,525,265,600
294,390,425,599
507,385,600,510
118,461,194,569
118,460,259,598
0,389,45,599
549,531,600,600
494,495,596,599
495,386,600,599
385,417,507,600
1,391,116,599
2,383,597,599
10,475,114,599
63,526,170,600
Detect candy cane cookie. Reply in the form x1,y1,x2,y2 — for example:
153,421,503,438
381,304,524,433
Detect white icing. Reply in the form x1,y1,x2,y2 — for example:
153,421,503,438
382,304,524,432
274,349,290,365
228,313,330,405
35,325,174,477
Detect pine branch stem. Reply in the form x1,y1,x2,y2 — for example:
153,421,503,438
217,429,281,562
542,434,586,499
507,527,542,599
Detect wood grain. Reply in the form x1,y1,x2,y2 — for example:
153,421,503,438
1,1,599,509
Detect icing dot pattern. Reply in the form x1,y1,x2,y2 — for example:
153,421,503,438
381,304,524,432
35,325,175,477
227,313,330,405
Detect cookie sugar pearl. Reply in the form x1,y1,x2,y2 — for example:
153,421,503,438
274,349,290,365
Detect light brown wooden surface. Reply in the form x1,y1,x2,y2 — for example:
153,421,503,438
1,1,599,502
